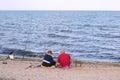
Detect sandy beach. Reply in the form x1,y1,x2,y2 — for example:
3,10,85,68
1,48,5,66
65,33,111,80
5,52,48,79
0,57,120,80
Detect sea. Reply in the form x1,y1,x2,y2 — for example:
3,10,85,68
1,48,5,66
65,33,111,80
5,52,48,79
0,11,120,62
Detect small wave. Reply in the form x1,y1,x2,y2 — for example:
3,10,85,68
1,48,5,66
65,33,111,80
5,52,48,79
60,29,72,33
0,33,5,36
47,33,70,39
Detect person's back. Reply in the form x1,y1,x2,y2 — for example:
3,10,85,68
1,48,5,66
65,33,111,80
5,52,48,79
57,50,71,68
42,50,56,67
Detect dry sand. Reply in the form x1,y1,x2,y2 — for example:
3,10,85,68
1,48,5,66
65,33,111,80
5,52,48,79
0,57,120,80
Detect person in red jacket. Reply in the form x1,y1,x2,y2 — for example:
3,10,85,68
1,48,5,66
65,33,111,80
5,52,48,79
57,50,71,69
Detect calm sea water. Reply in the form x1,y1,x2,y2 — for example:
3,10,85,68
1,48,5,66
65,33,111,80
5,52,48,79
0,11,120,62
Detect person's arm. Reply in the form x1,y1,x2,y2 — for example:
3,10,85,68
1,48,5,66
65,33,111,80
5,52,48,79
56,56,60,66
49,56,56,64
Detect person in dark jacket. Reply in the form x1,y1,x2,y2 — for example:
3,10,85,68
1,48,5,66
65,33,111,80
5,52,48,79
42,50,56,67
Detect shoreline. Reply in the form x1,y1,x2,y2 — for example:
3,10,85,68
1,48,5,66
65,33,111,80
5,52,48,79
0,56,120,67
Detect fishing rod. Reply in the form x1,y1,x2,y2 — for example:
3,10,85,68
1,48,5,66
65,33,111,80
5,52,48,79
22,13,33,59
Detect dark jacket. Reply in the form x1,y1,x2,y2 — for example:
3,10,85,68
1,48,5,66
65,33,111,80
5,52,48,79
42,54,56,67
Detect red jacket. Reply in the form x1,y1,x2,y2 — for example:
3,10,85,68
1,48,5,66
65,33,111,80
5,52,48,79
58,53,71,67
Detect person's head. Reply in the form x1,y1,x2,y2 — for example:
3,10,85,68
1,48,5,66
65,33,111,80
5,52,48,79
9,51,14,55
60,50,65,54
47,50,52,55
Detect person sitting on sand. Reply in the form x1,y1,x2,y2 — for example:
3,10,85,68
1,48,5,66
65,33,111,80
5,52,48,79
57,50,71,69
41,50,56,68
